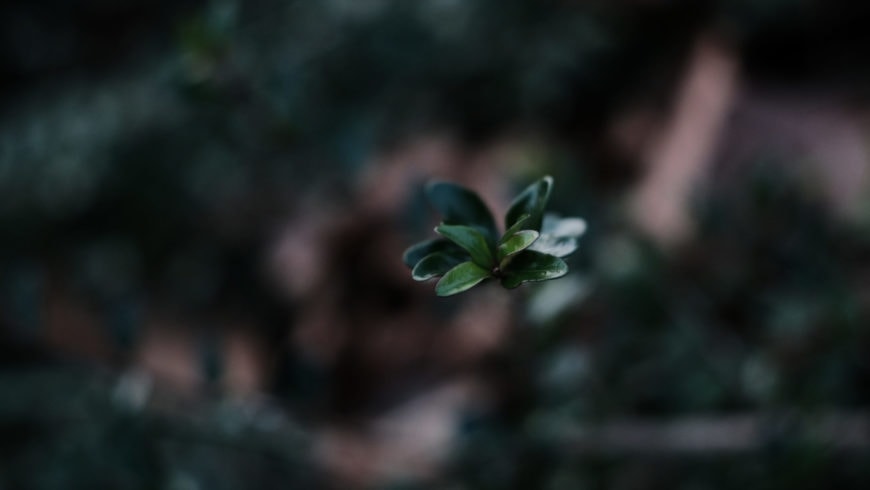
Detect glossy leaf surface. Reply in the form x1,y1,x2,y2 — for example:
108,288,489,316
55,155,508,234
426,181,498,242
436,223,495,268
435,261,491,296
402,238,467,268
503,213,532,238
406,176,584,295
500,250,568,289
411,252,465,281
497,230,539,260
505,176,553,232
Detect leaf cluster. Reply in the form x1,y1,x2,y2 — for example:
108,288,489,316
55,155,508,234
404,176,586,296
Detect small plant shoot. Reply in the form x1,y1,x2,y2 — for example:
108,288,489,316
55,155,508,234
404,176,586,296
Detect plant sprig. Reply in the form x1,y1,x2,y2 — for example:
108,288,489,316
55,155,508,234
403,176,586,296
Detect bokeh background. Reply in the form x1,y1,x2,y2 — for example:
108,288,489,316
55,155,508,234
3,0,870,488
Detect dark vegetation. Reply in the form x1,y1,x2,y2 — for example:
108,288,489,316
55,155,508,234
2,0,870,488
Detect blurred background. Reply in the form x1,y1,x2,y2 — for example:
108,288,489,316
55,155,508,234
2,0,870,488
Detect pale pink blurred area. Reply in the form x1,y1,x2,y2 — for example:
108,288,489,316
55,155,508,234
315,379,488,487
629,33,870,247
629,35,741,245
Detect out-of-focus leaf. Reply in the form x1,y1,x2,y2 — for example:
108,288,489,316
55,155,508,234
435,261,491,296
426,181,499,243
498,230,539,260
411,252,466,281
529,214,587,257
436,223,495,268
500,250,567,289
402,238,467,268
505,176,553,232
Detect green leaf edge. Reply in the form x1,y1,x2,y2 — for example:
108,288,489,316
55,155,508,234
425,181,499,244
403,238,467,268
505,175,554,232
411,252,465,281
497,230,540,261
435,223,495,269
435,261,491,296
500,250,568,289
502,213,533,240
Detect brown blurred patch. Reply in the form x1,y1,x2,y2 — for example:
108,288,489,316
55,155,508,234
44,283,112,361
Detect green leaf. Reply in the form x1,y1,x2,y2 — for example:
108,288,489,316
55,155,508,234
411,252,465,281
505,176,553,232
435,261,491,296
500,250,568,289
402,239,467,268
426,181,498,243
503,213,532,238
529,214,587,258
497,230,539,260
436,223,495,268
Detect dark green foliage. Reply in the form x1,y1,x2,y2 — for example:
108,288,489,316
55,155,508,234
402,239,465,269
0,371,319,490
435,223,495,269
426,182,500,244
434,261,491,297
5,0,870,488
441,166,870,490
505,175,553,232
498,250,569,289
404,176,586,296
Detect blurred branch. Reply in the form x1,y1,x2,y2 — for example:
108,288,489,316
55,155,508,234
0,368,311,461
630,34,740,245
546,412,870,455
